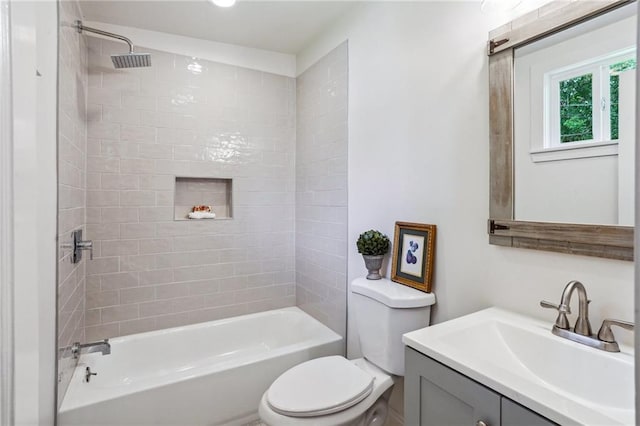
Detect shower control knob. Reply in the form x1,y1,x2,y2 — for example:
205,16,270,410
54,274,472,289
476,421,489,426
70,229,93,263
77,240,93,260
85,367,97,383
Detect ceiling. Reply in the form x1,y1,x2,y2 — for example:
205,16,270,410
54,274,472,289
79,0,359,54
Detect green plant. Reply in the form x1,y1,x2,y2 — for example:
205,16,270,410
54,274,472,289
356,230,390,256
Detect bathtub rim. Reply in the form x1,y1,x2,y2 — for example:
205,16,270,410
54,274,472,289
59,306,343,413
106,306,338,345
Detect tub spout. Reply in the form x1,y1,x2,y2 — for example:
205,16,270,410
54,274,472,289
72,339,111,358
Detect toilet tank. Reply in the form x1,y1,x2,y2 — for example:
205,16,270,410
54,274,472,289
351,277,436,376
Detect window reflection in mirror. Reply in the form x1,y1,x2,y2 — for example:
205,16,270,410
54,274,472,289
513,3,637,225
549,52,635,145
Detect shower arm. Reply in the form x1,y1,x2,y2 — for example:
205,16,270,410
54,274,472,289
75,20,134,54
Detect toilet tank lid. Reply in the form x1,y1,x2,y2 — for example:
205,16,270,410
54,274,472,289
351,277,436,308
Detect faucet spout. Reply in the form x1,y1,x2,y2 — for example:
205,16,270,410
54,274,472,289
559,280,592,336
72,339,111,358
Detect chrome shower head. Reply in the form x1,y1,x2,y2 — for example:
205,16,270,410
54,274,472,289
75,21,152,69
111,53,151,69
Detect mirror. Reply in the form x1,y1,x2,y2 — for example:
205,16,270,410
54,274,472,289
514,4,636,225
488,0,635,261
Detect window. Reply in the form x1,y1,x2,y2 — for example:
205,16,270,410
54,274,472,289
559,73,593,143
545,50,636,149
610,58,636,140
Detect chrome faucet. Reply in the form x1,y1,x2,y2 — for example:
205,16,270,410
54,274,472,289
540,280,633,352
72,339,111,358
541,280,591,335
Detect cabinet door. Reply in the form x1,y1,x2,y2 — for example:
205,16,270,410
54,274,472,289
405,347,501,426
502,398,557,426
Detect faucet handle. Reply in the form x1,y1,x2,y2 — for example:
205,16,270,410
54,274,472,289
539,300,571,314
597,319,634,343
77,240,93,260
540,300,571,330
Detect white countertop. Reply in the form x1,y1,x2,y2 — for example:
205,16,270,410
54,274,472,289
403,307,634,426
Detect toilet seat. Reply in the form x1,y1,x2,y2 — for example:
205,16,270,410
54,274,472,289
266,356,374,417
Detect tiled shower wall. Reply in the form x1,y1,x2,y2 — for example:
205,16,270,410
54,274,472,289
84,38,296,340
57,0,88,406
295,42,348,337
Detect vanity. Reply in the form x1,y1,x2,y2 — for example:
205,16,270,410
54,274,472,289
404,346,553,426
402,307,634,426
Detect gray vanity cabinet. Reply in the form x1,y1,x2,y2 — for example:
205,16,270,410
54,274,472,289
405,347,556,426
501,399,555,426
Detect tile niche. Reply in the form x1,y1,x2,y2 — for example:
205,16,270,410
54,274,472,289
174,177,232,220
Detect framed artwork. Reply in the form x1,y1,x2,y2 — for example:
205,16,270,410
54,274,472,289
391,221,436,293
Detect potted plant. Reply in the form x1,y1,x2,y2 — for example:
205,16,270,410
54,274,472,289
356,229,390,280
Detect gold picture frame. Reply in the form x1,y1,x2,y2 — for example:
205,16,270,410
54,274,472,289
391,222,436,293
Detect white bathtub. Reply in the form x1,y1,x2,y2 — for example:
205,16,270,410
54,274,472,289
59,307,343,426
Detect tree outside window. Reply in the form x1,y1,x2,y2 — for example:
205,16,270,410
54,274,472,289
559,74,593,143
548,53,636,147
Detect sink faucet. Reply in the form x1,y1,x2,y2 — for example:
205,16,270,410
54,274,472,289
540,280,592,335
559,280,591,335
72,339,111,358
540,281,633,352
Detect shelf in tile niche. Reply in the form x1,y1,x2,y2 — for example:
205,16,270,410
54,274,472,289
174,177,232,221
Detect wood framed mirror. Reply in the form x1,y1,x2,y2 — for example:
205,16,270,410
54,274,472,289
488,0,636,261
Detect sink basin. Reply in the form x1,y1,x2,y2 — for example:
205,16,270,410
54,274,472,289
403,307,634,425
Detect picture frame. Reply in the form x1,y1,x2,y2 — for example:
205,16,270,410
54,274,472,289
391,221,436,293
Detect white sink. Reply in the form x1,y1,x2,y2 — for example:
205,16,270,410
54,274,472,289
403,307,634,426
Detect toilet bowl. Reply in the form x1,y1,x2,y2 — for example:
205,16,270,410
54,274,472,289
258,357,393,426
258,278,437,426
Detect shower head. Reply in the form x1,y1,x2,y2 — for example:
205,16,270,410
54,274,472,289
75,21,152,69
111,53,152,69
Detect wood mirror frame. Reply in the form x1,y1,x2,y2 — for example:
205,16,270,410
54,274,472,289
488,0,635,261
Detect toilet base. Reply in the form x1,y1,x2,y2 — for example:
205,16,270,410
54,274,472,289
258,358,394,426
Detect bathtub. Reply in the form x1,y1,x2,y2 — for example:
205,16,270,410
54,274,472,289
59,307,343,426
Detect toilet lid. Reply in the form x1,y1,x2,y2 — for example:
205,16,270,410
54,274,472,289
267,356,374,417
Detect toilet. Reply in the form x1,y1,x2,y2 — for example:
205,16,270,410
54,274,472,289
258,277,436,425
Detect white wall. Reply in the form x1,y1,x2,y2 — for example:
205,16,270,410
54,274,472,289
0,0,14,423
298,0,634,359
84,21,296,77
11,1,58,424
